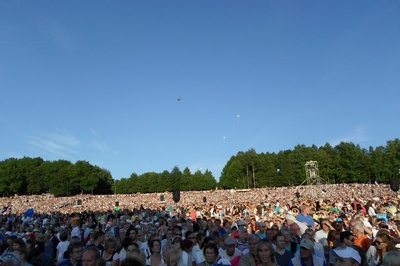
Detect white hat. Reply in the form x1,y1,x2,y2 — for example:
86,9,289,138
285,214,296,221
333,247,361,264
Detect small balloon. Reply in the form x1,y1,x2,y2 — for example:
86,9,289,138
26,208,34,217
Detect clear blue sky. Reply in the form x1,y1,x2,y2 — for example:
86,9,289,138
1,1,399,181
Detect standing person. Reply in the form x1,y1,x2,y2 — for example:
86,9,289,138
57,242,83,266
315,219,331,246
255,222,267,240
172,237,190,266
118,237,133,262
202,243,231,266
332,247,362,266
146,239,163,266
273,233,294,266
70,218,81,241
352,223,372,253
289,239,326,266
220,237,242,263
86,231,105,255
161,246,180,266
296,204,315,228
81,247,100,266
102,239,120,266
236,228,249,253
239,235,261,266
256,240,277,266
56,232,70,263
329,231,357,266
367,234,395,266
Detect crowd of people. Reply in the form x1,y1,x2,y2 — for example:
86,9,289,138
0,183,400,266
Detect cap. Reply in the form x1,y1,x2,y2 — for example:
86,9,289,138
237,220,246,226
224,237,236,246
0,253,20,264
333,247,361,264
126,219,133,225
300,239,314,250
257,221,266,227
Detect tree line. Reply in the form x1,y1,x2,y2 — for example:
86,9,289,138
0,139,399,196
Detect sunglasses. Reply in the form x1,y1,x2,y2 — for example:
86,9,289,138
347,238,355,242
375,241,383,245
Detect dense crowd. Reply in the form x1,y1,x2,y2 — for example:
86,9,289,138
0,183,400,266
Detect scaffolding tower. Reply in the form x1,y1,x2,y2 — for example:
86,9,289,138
298,161,327,197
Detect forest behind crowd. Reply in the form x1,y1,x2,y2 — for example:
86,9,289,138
0,139,399,197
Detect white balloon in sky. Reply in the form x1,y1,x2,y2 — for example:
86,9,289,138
237,114,240,118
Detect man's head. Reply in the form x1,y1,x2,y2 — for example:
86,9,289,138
203,243,218,264
224,237,236,256
333,247,361,266
340,231,355,247
128,228,138,241
82,247,100,266
289,223,301,237
68,242,84,263
273,234,285,250
299,239,314,260
301,204,311,215
239,227,249,241
248,234,261,255
285,214,296,226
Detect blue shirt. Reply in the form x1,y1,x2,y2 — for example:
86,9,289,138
296,213,315,227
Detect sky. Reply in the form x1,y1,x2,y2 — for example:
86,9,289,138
1,1,399,181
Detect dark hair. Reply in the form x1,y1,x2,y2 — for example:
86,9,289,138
203,243,218,257
121,237,133,250
67,242,83,255
60,232,68,242
149,239,161,254
340,231,354,243
120,258,145,266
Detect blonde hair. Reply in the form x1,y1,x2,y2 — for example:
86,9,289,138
163,246,180,266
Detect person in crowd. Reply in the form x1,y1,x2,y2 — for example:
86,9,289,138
102,239,120,266
239,234,261,266
236,227,250,252
118,237,133,262
256,240,277,266
0,252,21,266
367,233,396,266
57,242,83,266
273,233,294,266
172,237,190,266
203,243,230,266
296,204,315,228
161,246,179,266
352,222,373,252
146,239,163,266
81,247,100,266
333,247,362,266
220,237,242,263
289,239,326,266
382,251,400,266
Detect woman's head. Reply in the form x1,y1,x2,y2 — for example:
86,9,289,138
149,239,161,254
162,246,179,266
375,234,394,251
257,240,275,264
